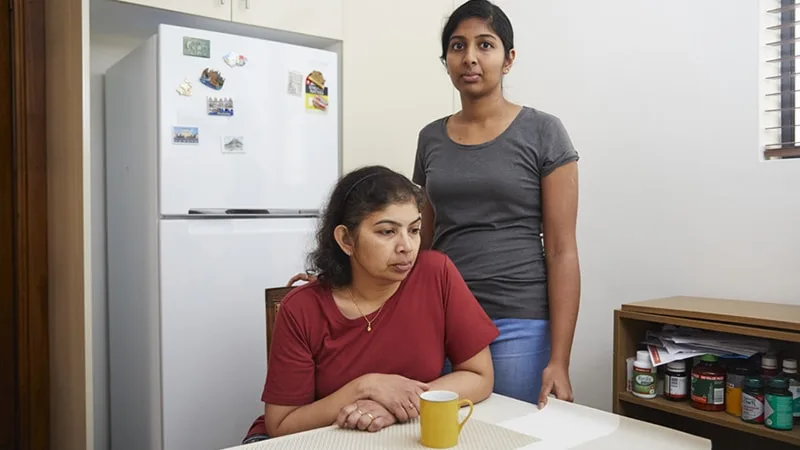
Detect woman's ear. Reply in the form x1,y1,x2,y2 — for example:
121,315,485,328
503,49,516,74
333,224,354,256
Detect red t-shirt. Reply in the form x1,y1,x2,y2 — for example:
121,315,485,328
261,250,500,406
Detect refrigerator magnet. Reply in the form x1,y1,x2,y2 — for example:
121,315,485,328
207,97,234,116
222,136,244,154
172,126,199,145
287,70,303,97
176,79,193,96
200,68,225,91
223,52,247,68
183,37,210,58
304,70,329,112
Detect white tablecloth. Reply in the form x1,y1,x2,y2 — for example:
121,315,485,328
222,394,711,450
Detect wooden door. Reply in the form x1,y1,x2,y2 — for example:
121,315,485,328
0,3,16,447
3,0,50,449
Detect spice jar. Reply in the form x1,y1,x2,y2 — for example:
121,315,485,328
741,376,764,424
691,354,726,411
664,360,689,401
726,363,750,417
765,378,794,431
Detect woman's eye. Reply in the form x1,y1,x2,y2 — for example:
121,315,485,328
480,41,493,49
410,228,421,235
451,42,464,51
379,229,395,236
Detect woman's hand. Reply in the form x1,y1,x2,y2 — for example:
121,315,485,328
286,272,317,287
363,374,429,422
538,362,574,409
336,399,396,432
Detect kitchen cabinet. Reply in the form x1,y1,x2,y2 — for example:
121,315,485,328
614,296,800,449
115,0,343,40
232,0,343,40
115,0,231,22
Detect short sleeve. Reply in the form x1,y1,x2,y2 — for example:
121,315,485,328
441,257,500,365
540,116,579,177
412,131,427,186
261,301,316,406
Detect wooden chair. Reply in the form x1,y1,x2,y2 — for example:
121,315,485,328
265,286,293,358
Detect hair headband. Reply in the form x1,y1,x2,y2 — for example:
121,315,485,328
342,172,381,203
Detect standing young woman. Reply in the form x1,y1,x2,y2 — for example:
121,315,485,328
413,0,581,408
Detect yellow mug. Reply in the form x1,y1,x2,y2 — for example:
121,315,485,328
419,390,474,449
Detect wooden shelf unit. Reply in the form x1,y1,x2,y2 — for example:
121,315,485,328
613,296,800,449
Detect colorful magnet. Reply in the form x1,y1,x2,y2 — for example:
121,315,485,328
200,68,225,90
207,97,234,116
287,70,303,97
183,37,210,58
223,52,247,68
222,136,244,154
304,70,328,112
172,126,199,145
176,79,193,96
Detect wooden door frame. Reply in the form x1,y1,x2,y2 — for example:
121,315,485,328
10,0,49,449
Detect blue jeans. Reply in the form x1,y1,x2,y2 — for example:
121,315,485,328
443,318,551,405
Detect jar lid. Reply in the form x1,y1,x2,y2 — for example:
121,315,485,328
768,377,789,390
667,360,687,371
636,350,650,363
762,354,778,369
700,354,719,363
744,376,763,389
783,358,798,371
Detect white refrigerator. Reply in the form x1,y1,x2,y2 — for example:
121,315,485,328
104,24,339,450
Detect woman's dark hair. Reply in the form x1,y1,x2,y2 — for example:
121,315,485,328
440,0,514,62
308,165,424,288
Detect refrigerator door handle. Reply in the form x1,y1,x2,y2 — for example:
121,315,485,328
245,0,250,9
185,208,320,217
220,0,225,4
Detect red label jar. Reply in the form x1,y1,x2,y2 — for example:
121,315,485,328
691,354,726,411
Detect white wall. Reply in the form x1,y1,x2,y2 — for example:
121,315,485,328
490,0,800,411
341,0,457,176
88,0,800,431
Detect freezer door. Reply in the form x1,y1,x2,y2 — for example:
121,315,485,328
158,218,315,450
157,24,339,215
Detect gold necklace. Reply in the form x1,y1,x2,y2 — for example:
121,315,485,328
349,289,386,332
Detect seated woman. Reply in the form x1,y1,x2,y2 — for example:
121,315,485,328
243,165,499,443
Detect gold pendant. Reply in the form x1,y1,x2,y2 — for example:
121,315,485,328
367,324,372,332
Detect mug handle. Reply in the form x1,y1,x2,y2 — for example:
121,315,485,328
457,399,474,432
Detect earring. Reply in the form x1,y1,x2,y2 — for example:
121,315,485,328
503,68,510,74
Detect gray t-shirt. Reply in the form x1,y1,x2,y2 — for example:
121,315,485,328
412,107,579,320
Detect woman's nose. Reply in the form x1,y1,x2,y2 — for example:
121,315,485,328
396,233,413,252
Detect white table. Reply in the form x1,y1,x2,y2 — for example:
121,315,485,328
222,394,711,449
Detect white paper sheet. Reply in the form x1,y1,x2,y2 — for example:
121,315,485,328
497,401,619,449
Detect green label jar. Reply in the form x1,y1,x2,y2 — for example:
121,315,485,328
765,378,794,431
633,370,656,397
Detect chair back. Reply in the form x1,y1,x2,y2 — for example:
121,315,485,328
265,286,293,358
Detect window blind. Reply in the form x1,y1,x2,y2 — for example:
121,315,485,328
763,0,800,159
